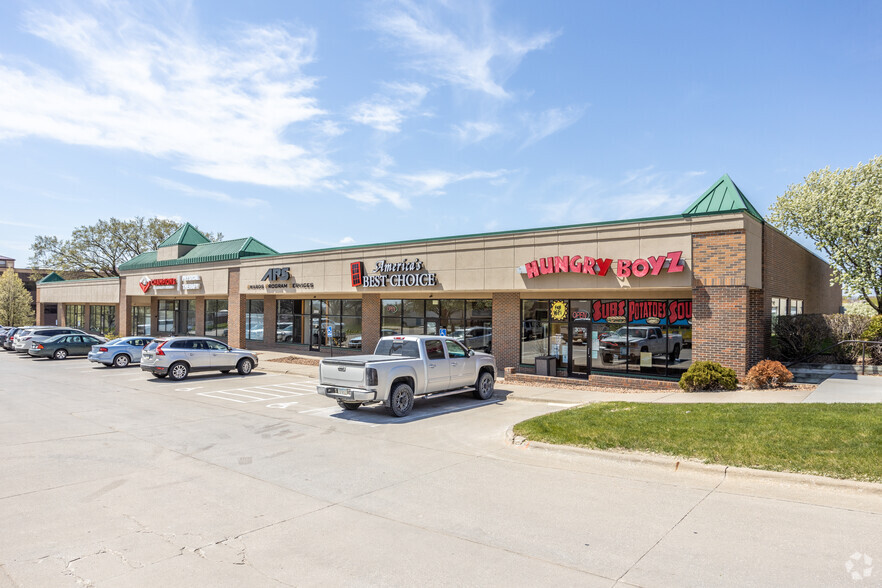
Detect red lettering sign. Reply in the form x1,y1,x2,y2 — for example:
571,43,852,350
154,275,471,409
592,300,627,322
522,251,684,280
668,300,692,324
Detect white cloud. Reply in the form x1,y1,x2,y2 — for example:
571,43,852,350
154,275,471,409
345,167,511,209
370,1,556,98
350,82,429,132
453,120,501,143
339,236,356,245
520,105,586,149
0,3,336,189
152,177,267,208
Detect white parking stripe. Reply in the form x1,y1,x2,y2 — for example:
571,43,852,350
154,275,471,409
195,381,314,403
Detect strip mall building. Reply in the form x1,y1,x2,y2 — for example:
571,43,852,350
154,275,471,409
36,176,840,386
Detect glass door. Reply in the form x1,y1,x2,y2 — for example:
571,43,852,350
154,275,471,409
309,300,322,351
569,300,591,378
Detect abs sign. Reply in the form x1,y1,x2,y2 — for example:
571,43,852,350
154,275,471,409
520,252,685,279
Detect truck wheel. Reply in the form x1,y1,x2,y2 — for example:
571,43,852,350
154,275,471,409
473,371,495,400
601,353,612,364
670,343,681,362
337,400,362,411
388,382,414,417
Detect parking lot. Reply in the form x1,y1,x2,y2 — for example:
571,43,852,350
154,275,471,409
2,351,881,587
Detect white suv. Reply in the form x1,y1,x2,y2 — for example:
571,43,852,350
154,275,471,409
140,336,258,381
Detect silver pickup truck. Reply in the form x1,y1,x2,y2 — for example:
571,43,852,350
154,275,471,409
599,326,683,364
317,335,497,417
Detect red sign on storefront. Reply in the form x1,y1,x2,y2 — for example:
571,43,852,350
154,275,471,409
522,251,685,279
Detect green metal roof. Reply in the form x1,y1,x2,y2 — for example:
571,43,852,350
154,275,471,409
37,271,65,284
682,174,763,221
159,223,211,248
119,237,279,271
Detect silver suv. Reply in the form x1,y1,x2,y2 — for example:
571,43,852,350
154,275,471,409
140,337,258,381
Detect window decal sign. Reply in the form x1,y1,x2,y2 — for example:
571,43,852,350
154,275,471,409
520,252,685,279
591,300,692,325
550,300,568,321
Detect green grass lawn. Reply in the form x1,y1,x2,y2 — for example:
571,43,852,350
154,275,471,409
513,402,882,481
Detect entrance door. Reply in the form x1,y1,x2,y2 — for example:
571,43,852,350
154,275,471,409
568,300,591,378
309,300,322,351
174,300,194,335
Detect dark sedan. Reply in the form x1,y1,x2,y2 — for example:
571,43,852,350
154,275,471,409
28,333,104,360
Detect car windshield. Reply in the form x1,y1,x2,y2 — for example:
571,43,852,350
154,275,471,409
374,339,420,358
451,329,465,338
144,341,163,351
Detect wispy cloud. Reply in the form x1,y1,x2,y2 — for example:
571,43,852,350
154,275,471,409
453,120,501,143
345,166,511,209
370,0,556,98
0,3,336,188
520,105,586,149
152,177,267,208
0,220,46,229
350,82,429,132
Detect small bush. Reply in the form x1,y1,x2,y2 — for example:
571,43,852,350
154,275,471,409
679,361,738,392
862,315,882,341
744,360,793,389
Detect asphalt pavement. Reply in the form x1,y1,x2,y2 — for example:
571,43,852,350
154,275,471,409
1,350,880,587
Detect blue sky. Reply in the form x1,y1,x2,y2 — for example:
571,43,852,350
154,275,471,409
1,0,880,264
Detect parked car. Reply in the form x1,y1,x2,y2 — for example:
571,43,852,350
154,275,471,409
0,327,21,349
88,337,155,367
16,327,103,353
28,333,105,360
140,336,258,381
10,326,42,352
599,326,683,364
451,326,492,351
317,335,497,417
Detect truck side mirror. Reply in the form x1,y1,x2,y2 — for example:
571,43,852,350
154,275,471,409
468,349,475,357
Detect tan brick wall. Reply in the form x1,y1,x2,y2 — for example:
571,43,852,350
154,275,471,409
492,292,521,371
263,295,277,344
118,278,129,336
361,293,381,352
195,296,205,336
504,368,680,390
35,288,43,325
228,269,245,348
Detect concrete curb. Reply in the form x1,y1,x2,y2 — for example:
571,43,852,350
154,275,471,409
505,426,882,496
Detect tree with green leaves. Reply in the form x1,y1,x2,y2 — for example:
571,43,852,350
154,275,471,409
0,269,35,326
769,156,882,314
30,217,222,278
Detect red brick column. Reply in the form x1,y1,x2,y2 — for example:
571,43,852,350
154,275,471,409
691,229,751,376
361,293,381,352
263,295,276,344
117,277,129,336
228,269,246,348
492,292,521,372
195,296,205,336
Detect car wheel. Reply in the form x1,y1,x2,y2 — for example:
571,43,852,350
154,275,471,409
670,343,681,362
168,362,189,381
113,354,131,368
473,371,495,400
337,400,362,411
388,382,414,417
236,358,254,375
53,349,68,360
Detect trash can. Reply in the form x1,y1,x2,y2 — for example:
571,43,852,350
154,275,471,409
535,355,557,376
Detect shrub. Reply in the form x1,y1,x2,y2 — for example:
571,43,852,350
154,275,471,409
744,360,793,389
862,315,882,341
679,361,739,392
773,314,871,364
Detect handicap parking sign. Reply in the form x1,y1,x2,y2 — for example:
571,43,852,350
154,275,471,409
327,326,333,338
440,328,447,336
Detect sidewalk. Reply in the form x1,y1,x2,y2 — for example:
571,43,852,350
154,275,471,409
253,350,836,405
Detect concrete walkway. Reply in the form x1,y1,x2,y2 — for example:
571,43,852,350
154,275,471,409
253,350,882,405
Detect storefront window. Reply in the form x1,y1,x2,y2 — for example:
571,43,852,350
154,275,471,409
131,306,150,336
158,300,195,335
520,300,549,365
276,299,303,344
205,299,228,337
246,299,264,341
522,299,692,379
89,305,117,335
381,299,491,349
324,299,361,348
65,304,85,330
